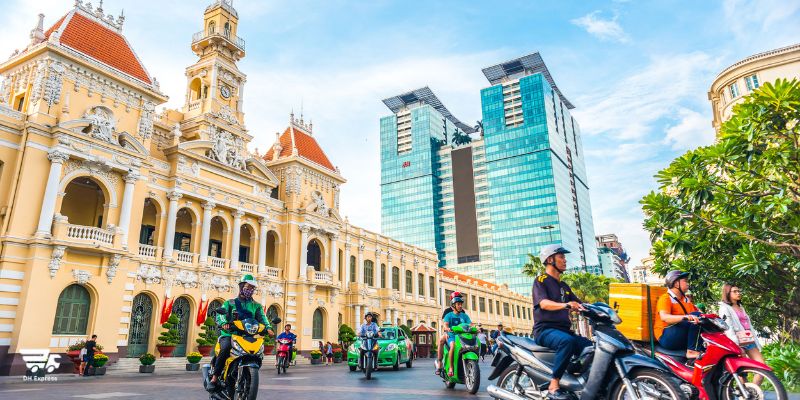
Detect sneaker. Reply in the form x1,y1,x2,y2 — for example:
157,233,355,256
547,390,574,400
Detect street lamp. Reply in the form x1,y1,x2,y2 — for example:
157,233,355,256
541,225,554,243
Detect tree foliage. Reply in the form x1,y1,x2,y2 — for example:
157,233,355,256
158,314,181,346
196,316,218,346
641,79,800,340
521,257,617,304
522,253,545,278
338,324,355,346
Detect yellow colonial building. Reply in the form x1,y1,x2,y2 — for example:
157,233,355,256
0,1,532,375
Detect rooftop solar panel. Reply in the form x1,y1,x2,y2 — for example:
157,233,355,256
382,87,475,133
482,52,574,109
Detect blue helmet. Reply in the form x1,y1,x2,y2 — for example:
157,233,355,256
451,296,464,306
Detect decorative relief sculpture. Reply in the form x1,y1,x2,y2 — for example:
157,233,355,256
265,282,284,298
210,275,232,292
208,126,246,170
72,269,91,285
309,191,329,216
48,245,67,278
43,61,65,107
83,106,115,142
29,62,47,105
106,254,121,283
136,264,161,284
308,285,316,304
137,100,155,139
211,104,239,126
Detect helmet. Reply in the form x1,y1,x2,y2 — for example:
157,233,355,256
451,296,464,306
450,291,462,300
665,270,690,288
538,244,571,264
240,274,258,288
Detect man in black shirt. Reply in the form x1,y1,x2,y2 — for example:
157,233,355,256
532,245,592,400
83,334,97,376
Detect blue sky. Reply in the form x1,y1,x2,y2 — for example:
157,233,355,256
3,0,799,266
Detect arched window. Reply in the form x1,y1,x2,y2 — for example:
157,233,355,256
417,273,425,296
207,21,216,34
364,260,374,286
307,240,322,271
380,264,386,288
405,270,412,294
312,309,324,339
392,267,400,290
52,284,91,335
223,22,231,36
349,256,356,283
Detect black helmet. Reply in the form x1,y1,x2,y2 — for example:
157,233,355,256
665,270,690,288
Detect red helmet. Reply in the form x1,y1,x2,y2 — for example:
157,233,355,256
450,291,462,300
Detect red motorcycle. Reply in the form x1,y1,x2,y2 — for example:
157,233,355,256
276,338,293,374
636,314,786,400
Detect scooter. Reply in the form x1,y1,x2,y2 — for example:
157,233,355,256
276,338,293,374
440,323,481,394
359,330,379,380
487,303,688,400
634,314,787,400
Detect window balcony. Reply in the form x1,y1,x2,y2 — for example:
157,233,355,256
240,262,257,273
262,266,280,279
192,29,245,52
208,256,227,270
65,224,114,245
175,250,197,265
138,244,160,259
313,270,333,284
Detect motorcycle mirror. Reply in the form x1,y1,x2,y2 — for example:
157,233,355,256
271,317,283,325
613,301,619,311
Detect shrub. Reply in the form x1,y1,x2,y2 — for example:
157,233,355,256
196,317,218,347
93,353,109,367
158,314,181,346
139,353,156,366
763,341,800,392
186,351,202,364
310,350,322,359
338,324,355,346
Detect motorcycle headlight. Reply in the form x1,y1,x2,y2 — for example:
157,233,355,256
231,339,245,356
244,322,259,335
386,344,397,351
373,343,379,351
712,318,729,331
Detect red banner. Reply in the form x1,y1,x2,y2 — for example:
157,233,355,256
196,299,209,326
160,296,174,325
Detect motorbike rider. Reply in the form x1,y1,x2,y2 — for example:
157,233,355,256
277,324,297,363
210,274,273,386
358,312,382,337
435,291,462,375
654,270,702,360
532,244,593,400
442,295,472,377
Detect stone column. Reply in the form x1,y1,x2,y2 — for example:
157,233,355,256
36,150,69,236
162,191,182,258
392,309,398,326
299,225,310,280
116,171,139,248
344,242,351,290
387,258,393,291
198,201,215,263
329,234,338,276
354,305,362,333
357,243,364,285
385,308,390,324
230,210,244,270
258,217,268,274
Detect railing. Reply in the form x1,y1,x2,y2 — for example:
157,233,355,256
66,224,114,245
138,244,158,258
175,250,195,264
188,100,202,111
209,256,226,270
0,105,24,121
240,262,256,273
263,267,280,279
191,29,246,51
314,271,333,283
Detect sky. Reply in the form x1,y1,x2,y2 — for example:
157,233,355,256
2,0,799,267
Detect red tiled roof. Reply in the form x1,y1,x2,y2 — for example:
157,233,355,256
441,269,500,291
44,11,151,84
263,125,336,171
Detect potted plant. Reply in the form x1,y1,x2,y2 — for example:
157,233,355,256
196,317,218,357
66,340,103,374
186,351,202,371
338,324,355,350
157,314,181,357
310,350,322,365
264,335,275,355
139,353,156,373
332,346,343,363
93,353,109,375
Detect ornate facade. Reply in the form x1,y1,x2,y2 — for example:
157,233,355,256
0,0,532,375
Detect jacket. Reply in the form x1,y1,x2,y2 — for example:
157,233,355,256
215,297,269,337
716,301,761,350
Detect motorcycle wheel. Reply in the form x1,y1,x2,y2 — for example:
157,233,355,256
277,356,283,374
445,381,456,389
349,365,357,372
496,364,538,397
464,359,480,395
721,368,787,400
611,369,686,400
365,356,373,380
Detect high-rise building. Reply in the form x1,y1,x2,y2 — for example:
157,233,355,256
596,234,630,281
380,53,598,294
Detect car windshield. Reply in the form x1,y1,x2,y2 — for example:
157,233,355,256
379,328,396,340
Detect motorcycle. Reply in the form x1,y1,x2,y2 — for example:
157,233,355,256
440,323,481,394
359,330,379,380
634,314,787,400
276,338,293,375
487,303,688,400
202,317,279,400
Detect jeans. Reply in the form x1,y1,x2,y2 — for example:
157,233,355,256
213,336,232,377
82,352,94,376
659,311,702,352
535,328,593,380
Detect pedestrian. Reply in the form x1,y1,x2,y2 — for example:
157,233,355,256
83,334,97,376
325,341,333,365
490,323,503,354
718,284,765,384
77,345,87,376
477,328,488,361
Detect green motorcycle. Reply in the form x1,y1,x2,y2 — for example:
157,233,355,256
440,323,481,394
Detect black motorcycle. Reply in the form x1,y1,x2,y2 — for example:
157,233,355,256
487,303,689,400
358,330,379,380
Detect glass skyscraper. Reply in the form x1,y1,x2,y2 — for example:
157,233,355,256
380,53,598,294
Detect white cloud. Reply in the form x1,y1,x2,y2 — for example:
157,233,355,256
663,108,715,150
723,0,800,47
571,11,630,43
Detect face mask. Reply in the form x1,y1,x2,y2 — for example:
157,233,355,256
240,286,255,299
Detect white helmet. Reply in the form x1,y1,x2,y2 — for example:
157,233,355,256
538,244,571,265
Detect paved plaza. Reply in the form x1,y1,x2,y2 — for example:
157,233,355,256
0,358,499,399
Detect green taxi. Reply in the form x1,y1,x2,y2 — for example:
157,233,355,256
347,323,414,371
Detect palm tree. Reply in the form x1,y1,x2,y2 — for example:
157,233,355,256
521,254,544,278
562,272,614,303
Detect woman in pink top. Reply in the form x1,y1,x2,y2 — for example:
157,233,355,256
718,283,765,384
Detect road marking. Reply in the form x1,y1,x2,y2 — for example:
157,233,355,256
271,377,308,380
2,388,44,392
72,393,144,399
259,383,492,398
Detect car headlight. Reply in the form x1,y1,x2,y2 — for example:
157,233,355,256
386,344,397,351
231,340,245,356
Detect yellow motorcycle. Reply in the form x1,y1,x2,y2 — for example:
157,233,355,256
202,317,278,400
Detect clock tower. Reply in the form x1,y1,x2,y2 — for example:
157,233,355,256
180,0,248,144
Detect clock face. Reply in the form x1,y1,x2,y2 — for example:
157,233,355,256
220,85,231,99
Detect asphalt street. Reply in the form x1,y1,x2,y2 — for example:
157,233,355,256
0,358,497,399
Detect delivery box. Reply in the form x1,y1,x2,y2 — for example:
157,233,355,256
608,283,666,341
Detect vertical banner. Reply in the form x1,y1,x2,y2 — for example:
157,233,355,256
196,299,209,326
160,295,174,324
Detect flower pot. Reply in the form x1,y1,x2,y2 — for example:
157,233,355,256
66,350,81,374
264,345,274,355
310,358,322,365
157,345,176,358
94,366,107,376
333,358,342,364
186,363,200,371
197,345,213,357
139,365,155,373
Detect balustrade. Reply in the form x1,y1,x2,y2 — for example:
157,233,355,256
138,244,158,258
263,267,280,279
313,270,333,283
66,224,114,245
175,250,195,264
240,262,256,273
209,256,227,270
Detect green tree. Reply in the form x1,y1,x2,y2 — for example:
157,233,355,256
338,324,355,347
196,316,219,347
399,324,412,339
521,253,545,278
641,79,800,341
452,130,472,146
158,314,181,346
562,272,616,304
